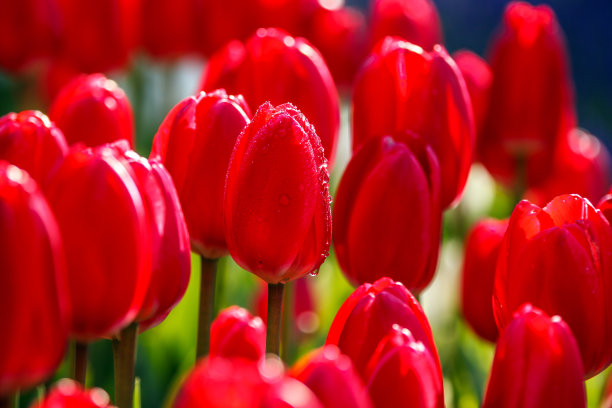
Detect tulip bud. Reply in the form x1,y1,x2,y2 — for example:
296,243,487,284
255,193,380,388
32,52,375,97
200,28,340,169
0,163,68,395
598,189,612,224
369,0,443,51
224,102,332,284
173,357,324,408
352,36,473,208
50,74,135,148
483,304,585,407
210,306,265,361
290,345,373,408
106,141,191,329
45,145,152,340
461,218,508,342
151,89,250,259
333,133,441,292
452,50,492,144
364,325,444,408
494,194,612,378
31,379,113,408
326,277,440,378
55,0,138,72
479,2,575,187
0,110,67,186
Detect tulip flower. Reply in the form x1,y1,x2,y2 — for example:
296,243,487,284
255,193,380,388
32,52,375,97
461,218,508,342
290,345,373,408
369,0,443,51
598,188,612,224
173,357,324,408
352,36,473,208
326,277,440,377
364,325,444,408
483,304,585,407
55,0,138,72
0,162,68,397
31,379,112,408
45,143,152,388
0,110,68,186
200,28,340,168
452,50,492,144
141,0,198,58
50,74,135,148
225,102,332,355
333,133,441,292
479,2,575,188
210,306,266,361
494,194,612,378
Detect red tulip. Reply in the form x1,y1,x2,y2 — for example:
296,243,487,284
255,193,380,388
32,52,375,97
55,0,139,72
326,277,440,378
31,379,112,408
151,89,251,259
483,304,585,407
369,0,442,51
598,188,612,225
526,128,611,207
333,133,441,292
210,306,265,361
106,141,191,329
304,5,368,87
0,110,67,186
461,218,508,342
352,36,473,208
494,194,612,378
49,74,135,148
224,102,332,284
452,50,492,144
290,345,373,408
364,325,444,408
141,0,197,58
173,357,324,408
479,2,575,187
200,28,340,169
0,163,68,395
45,144,152,340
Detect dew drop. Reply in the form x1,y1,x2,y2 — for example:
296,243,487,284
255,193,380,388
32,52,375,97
309,268,320,277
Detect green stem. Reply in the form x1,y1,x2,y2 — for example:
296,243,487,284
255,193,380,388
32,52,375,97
73,341,88,385
266,283,285,356
196,257,218,360
112,323,139,408
281,281,294,363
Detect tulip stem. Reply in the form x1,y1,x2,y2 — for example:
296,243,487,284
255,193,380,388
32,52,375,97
196,257,218,360
73,341,88,385
281,281,294,362
112,323,138,408
266,282,285,356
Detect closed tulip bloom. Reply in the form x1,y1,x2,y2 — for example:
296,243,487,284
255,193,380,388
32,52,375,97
483,304,585,407
45,145,151,340
364,325,443,408
31,379,112,408
200,28,340,169
55,0,139,72
0,163,68,395
0,111,67,186
598,188,612,225
494,194,612,378
106,141,191,329
224,102,332,284
333,133,441,292
151,89,250,258
369,0,442,51
461,218,508,342
452,50,492,144
352,37,473,208
479,2,575,186
210,306,265,361
50,74,135,148
326,277,440,377
173,357,323,408
290,345,373,408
